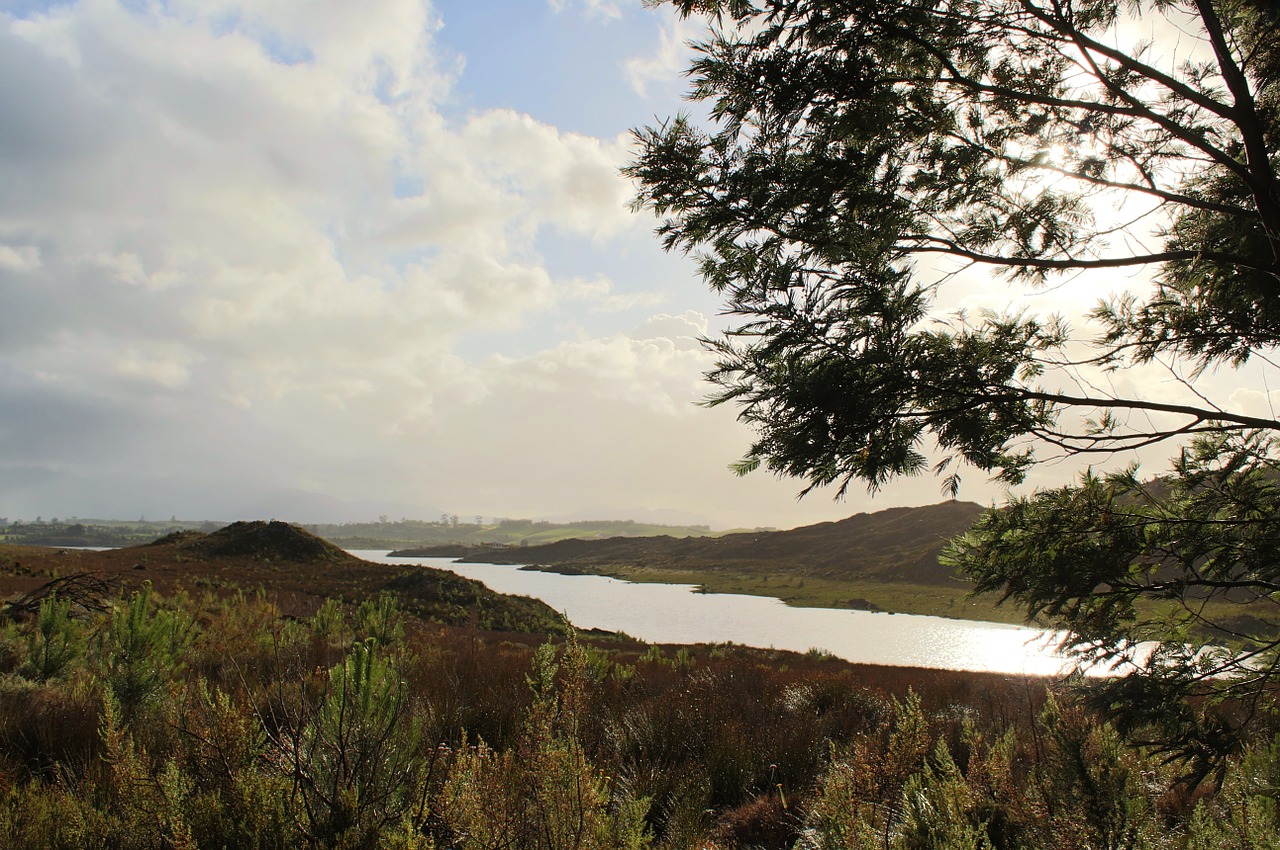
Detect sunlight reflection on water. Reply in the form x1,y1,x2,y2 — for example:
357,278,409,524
353,551,1080,676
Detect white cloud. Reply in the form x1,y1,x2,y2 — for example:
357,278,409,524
0,1,643,394
624,10,700,98
1228,382,1280,423
0,3,658,498
492,313,711,416
627,310,707,344
0,0,940,529
459,110,636,241
547,0,623,21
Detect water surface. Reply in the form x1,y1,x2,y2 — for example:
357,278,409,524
352,551,1076,676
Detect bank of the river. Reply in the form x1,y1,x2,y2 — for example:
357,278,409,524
358,553,1071,675
518,561,1027,624
390,501,1020,621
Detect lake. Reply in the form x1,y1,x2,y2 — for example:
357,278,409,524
351,550,1080,676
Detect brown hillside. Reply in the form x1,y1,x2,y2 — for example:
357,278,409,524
404,501,986,585
169,520,351,563
0,522,563,634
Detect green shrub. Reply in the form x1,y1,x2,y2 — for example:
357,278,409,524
0,780,104,850
897,741,995,850
443,637,652,850
286,639,422,847
311,598,346,649
98,583,196,718
1031,694,1164,850
1185,734,1280,850
20,594,85,682
175,680,292,849
355,594,405,649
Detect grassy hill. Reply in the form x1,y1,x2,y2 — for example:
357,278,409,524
440,501,983,582
392,501,1008,620
0,520,564,634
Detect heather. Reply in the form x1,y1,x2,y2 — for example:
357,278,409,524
0,574,1276,849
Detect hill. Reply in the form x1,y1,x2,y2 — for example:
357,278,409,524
389,502,1007,619
0,520,564,634
396,501,985,585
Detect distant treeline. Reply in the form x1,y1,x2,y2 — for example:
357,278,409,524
310,517,719,549
0,520,216,548
0,517,719,549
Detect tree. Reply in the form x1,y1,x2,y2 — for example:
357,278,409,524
286,639,422,846
627,0,1280,781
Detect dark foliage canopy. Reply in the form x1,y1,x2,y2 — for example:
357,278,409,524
628,0,1280,781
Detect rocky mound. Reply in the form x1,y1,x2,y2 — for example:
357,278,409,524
177,520,351,563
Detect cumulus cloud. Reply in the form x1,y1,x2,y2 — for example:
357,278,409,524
460,110,635,241
0,1,656,504
489,311,711,415
0,0,928,529
0,245,40,272
0,0,795,527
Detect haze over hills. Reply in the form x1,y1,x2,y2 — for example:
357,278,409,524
0,515,725,550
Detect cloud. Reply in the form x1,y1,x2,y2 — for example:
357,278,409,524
547,0,623,21
0,1,935,530
0,1,664,507
624,10,700,98
0,244,40,272
489,311,711,415
459,110,635,241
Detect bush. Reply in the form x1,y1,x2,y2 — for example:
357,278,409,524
285,639,423,847
20,594,85,683
98,583,196,718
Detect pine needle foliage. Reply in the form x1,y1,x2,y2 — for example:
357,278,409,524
628,0,1280,773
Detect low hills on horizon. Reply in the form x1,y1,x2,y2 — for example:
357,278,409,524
394,500,990,603
396,500,985,584
0,502,999,619
1,502,984,559
0,514,733,550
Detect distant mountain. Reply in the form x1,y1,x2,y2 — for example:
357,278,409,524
401,501,986,585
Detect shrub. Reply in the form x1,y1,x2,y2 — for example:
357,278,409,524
355,594,405,649
20,594,85,682
98,583,196,719
1184,733,1280,850
284,639,422,847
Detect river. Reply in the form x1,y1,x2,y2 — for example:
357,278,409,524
351,551,1081,676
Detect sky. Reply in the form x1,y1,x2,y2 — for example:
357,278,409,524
0,0,1264,529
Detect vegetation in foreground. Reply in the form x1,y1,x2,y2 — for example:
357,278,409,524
0,539,1277,848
